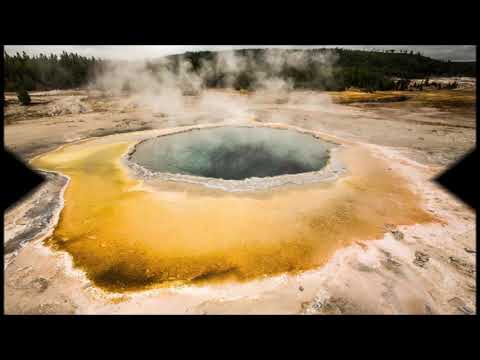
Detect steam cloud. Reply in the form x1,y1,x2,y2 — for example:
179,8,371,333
89,49,339,122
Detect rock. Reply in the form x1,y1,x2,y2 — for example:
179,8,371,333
413,251,429,268
306,296,359,315
311,297,323,312
381,257,403,274
459,306,474,315
355,261,375,272
424,304,434,314
448,297,474,315
30,277,49,293
355,241,368,251
300,301,310,313
448,256,475,277
464,247,476,254
391,230,405,241
299,286,304,292
26,302,75,315
379,249,403,274
466,283,476,292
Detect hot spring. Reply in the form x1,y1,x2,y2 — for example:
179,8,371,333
129,127,335,180
31,125,433,292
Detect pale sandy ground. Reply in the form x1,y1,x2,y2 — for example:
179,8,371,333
3,89,476,314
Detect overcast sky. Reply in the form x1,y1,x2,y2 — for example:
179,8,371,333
4,45,476,62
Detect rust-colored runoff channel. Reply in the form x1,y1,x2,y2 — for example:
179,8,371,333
32,137,434,292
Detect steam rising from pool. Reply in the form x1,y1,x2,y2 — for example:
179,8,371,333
130,127,334,180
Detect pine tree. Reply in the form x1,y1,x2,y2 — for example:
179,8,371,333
17,89,31,106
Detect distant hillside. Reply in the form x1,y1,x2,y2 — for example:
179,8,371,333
169,48,475,91
334,48,475,78
4,48,476,92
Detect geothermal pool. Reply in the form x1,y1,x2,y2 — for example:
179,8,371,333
130,127,334,180
31,125,433,292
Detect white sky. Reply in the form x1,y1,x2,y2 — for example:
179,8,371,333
4,45,476,61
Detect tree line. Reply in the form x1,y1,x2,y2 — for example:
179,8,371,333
4,51,101,92
4,48,476,95
170,48,475,91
